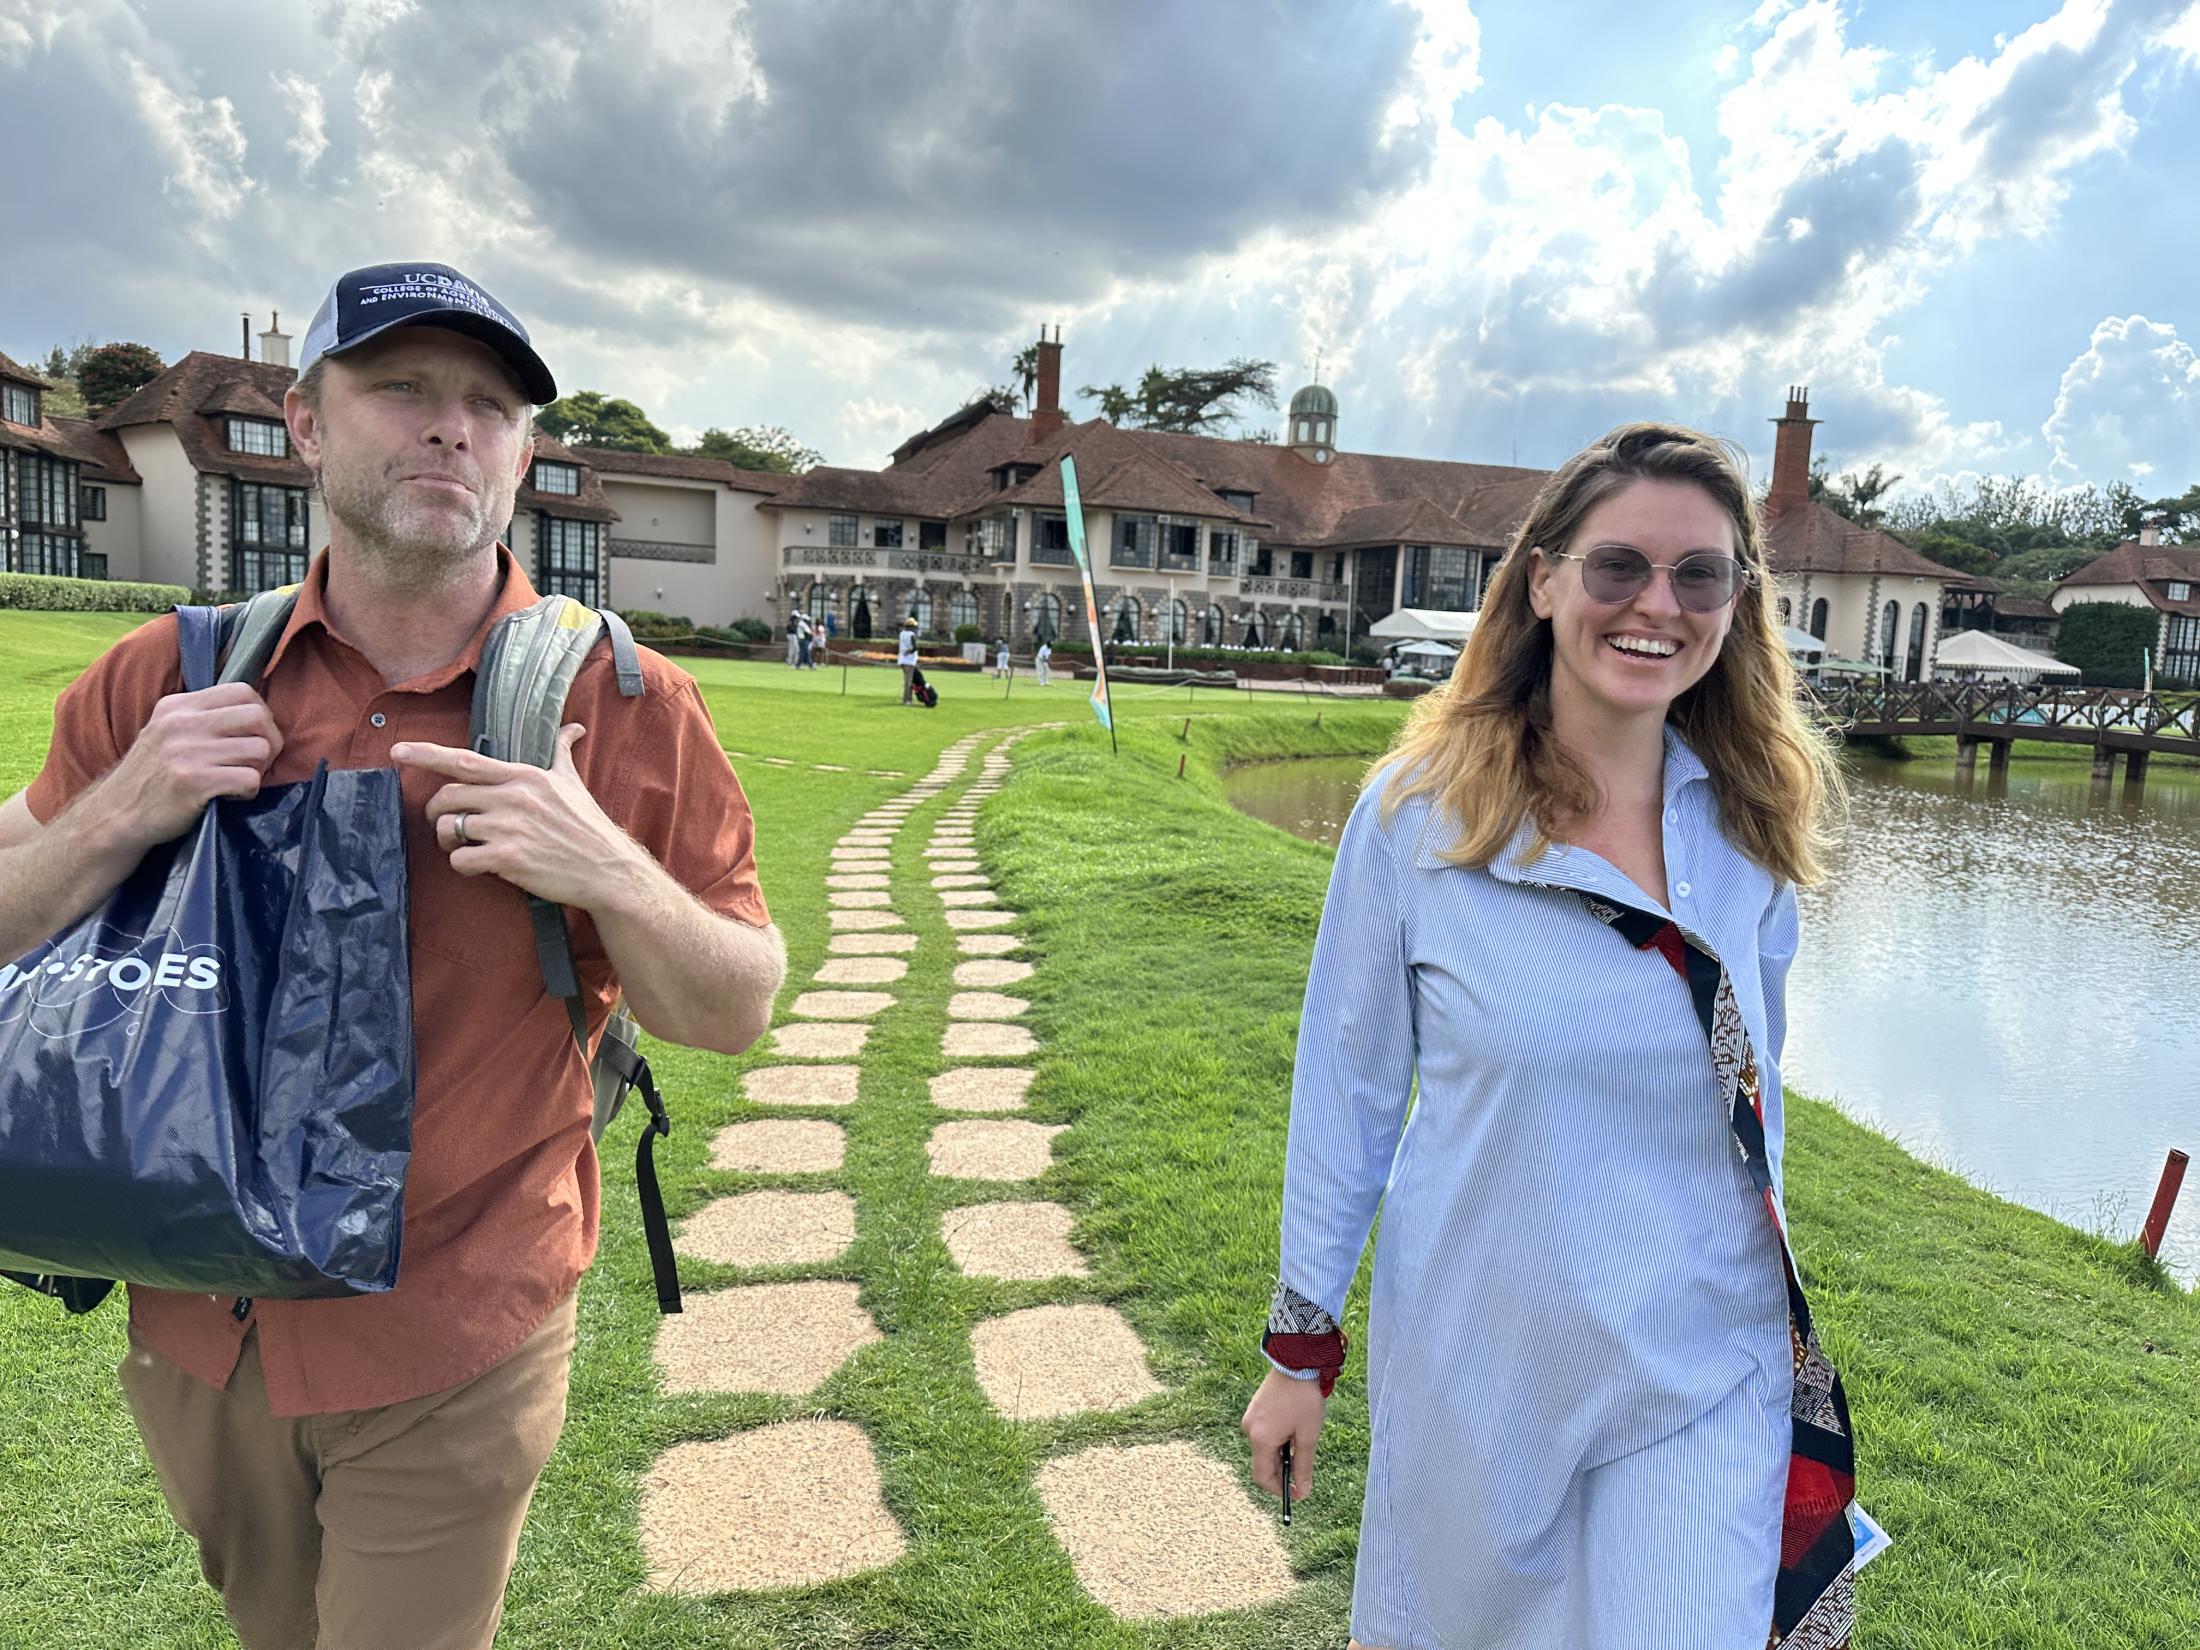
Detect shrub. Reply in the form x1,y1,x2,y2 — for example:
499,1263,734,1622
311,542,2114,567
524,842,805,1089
0,572,190,612
1037,640,1355,667
953,623,983,644
723,616,773,643
2054,601,2158,688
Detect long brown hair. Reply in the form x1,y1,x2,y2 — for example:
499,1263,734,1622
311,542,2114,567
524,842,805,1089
1373,421,1844,886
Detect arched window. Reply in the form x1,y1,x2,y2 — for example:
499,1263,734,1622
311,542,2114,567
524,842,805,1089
1201,603,1224,646
1297,420,1310,442
850,586,874,640
1809,597,1828,640
949,589,979,633
1880,600,1900,672
1112,596,1141,644
911,585,934,636
1280,611,1304,651
1166,597,1188,645
805,582,835,631
1776,596,1792,625
1318,611,1338,643
1033,591,1063,643
1241,611,1264,650
1907,601,1930,682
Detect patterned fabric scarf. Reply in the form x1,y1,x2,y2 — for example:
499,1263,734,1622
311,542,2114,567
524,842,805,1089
1577,892,1858,1649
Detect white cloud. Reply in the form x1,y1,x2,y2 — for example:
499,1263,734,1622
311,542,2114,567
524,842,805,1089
2163,0,2200,60
2042,314,2200,480
270,72,326,174
124,57,252,230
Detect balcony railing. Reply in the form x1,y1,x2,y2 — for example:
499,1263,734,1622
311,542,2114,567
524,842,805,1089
611,536,715,564
887,549,989,575
1241,575,1349,602
784,544,879,568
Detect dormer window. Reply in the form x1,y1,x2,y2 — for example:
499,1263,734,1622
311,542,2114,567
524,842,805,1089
2171,581,2192,602
2,383,39,427
227,417,287,457
531,461,580,496
1216,489,1256,512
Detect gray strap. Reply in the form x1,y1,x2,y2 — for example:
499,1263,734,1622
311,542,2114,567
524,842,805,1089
212,585,304,687
597,608,644,698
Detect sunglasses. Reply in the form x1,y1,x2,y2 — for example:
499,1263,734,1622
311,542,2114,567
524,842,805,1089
1542,545,1755,613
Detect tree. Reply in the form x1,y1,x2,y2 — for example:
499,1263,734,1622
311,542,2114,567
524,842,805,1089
1010,344,1039,415
77,342,167,416
37,342,92,419
538,390,671,453
2054,601,2159,687
2137,483,2199,542
693,424,824,475
1078,358,1278,434
964,385,1019,415
1809,458,1903,528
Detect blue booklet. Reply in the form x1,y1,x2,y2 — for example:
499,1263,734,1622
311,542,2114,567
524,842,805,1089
1849,1504,1892,1569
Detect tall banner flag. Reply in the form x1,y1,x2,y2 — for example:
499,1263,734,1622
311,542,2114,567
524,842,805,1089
1060,456,1118,751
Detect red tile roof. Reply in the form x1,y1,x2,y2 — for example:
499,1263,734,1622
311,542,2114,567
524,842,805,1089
0,348,56,391
572,447,791,494
49,416,141,484
98,351,317,487
2058,540,2200,615
519,435,618,524
1761,498,1969,581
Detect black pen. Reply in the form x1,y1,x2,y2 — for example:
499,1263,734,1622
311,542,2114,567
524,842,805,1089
1279,1439,1294,1527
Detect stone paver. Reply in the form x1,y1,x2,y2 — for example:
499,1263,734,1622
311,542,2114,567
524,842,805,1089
943,909,1018,931
791,990,896,1019
813,956,908,985
709,1118,845,1173
942,1022,1038,1058
743,1064,862,1107
938,890,999,908
640,1422,905,1595
926,1119,1063,1180
827,910,905,932
953,959,1034,988
765,1022,870,1059
970,1304,1160,1420
839,831,896,843
679,1189,856,1266
942,1201,1088,1280
947,991,1027,1020
825,872,892,890
956,934,1024,957
931,873,992,889
829,890,895,909
830,847,890,860
829,932,919,955
928,860,982,875
929,1067,1036,1112
654,1281,878,1395
1035,1442,1294,1619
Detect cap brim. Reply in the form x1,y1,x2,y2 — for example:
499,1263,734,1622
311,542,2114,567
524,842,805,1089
322,309,558,405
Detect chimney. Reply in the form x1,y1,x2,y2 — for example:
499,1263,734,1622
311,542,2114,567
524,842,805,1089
2139,520,2161,546
1028,325,1064,444
241,312,252,359
1766,385,1819,518
257,309,291,369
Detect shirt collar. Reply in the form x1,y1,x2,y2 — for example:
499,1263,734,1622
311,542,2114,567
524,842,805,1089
258,544,540,689
1470,722,1710,907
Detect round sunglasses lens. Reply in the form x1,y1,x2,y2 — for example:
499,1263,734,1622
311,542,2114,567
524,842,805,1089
1674,558,1740,611
1582,550,1650,602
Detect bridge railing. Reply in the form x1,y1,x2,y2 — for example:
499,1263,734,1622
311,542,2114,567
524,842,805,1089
1808,681,2200,741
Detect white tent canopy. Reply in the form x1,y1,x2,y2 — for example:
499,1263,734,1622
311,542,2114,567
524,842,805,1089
1398,639,1459,658
1368,607,1479,642
1933,629,2080,680
1783,626,1827,656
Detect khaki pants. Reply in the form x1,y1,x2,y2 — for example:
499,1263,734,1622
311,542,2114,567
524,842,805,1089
120,1292,577,1650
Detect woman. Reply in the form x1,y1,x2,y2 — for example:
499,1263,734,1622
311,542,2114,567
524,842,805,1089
1242,423,1856,1648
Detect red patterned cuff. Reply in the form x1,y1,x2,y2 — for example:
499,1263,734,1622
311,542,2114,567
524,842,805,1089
1263,1330,1348,1397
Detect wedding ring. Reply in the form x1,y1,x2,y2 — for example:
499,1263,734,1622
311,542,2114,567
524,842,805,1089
453,812,472,846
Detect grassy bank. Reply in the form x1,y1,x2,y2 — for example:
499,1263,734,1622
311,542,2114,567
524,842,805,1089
2,611,2195,1646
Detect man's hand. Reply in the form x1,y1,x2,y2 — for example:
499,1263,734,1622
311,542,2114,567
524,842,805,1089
95,683,285,853
393,724,645,911
1242,1367,1328,1506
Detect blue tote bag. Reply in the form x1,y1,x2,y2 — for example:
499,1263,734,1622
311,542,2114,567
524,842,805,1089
0,606,415,1302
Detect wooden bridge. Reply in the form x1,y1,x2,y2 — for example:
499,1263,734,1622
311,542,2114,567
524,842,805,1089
1811,682,2200,784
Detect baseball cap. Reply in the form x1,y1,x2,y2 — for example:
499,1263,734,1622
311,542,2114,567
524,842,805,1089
296,261,557,404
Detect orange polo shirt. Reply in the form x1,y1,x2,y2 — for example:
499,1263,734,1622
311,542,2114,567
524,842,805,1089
25,548,770,1415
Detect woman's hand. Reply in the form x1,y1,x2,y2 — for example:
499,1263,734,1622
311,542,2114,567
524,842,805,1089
1242,1367,1328,1506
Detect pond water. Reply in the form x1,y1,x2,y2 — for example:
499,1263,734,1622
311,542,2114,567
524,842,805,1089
1224,750,2200,1284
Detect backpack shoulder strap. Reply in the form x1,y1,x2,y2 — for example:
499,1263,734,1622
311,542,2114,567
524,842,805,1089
470,596,648,1039
172,585,301,693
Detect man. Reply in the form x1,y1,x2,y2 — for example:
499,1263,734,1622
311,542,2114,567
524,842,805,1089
785,609,801,667
897,614,920,704
0,261,786,1650
1035,636,1052,687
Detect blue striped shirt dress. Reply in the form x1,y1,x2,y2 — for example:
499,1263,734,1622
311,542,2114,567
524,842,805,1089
1275,727,1818,1648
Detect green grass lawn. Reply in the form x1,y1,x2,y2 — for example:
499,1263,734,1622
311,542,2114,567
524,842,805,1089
2,612,2195,1647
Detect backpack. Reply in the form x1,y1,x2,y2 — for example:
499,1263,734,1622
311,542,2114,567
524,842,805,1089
5,590,683,1317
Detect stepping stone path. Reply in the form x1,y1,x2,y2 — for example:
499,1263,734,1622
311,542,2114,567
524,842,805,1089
645,725,1281,1624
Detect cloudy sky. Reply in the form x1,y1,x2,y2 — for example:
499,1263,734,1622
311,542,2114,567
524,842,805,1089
4,0,2195,496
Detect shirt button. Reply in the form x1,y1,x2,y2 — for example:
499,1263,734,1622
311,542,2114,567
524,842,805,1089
369,712,386,728
1665,809,1680,826
1674,880,1693,900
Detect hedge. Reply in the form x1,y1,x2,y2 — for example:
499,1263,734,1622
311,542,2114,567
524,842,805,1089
2054,601,2159,688
0,573,191,612
1039,640,1348,667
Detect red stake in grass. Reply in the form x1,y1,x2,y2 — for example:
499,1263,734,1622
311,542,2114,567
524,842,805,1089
2140,1148,2189,1260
